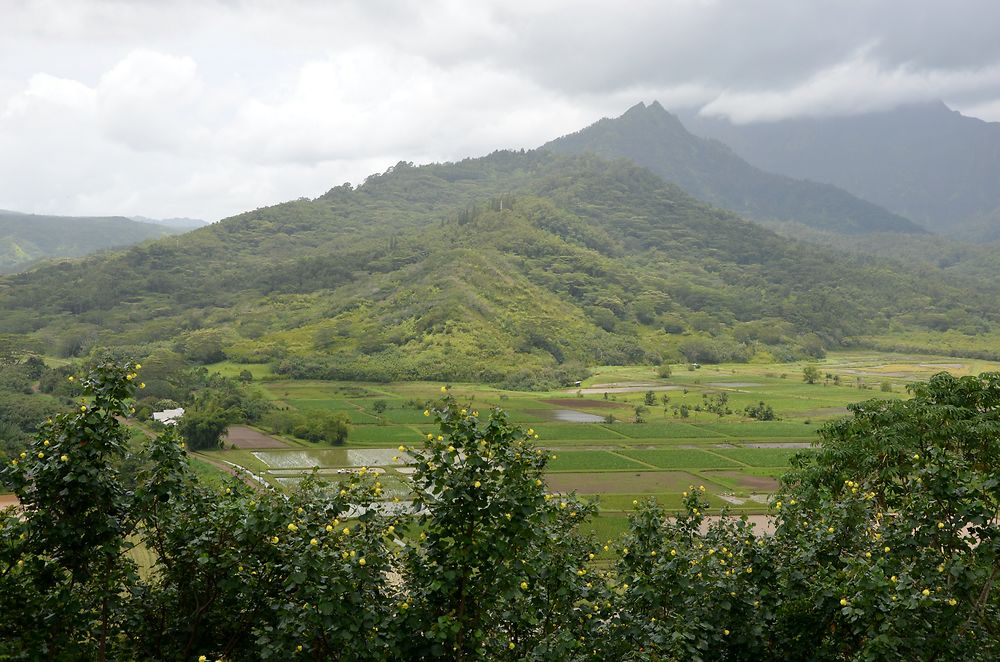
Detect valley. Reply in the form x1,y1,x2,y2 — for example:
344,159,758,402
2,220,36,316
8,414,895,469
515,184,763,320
185,350,1000,544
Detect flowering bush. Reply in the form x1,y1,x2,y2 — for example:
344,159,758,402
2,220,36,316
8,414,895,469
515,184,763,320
1,364,998,659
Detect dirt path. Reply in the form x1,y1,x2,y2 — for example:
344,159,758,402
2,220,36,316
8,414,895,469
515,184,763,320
192,453,268,491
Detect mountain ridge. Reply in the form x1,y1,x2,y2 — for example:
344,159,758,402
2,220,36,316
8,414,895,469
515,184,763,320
679,101,1000,237
0,210,186,274
542,102,923,235
2,149,995,385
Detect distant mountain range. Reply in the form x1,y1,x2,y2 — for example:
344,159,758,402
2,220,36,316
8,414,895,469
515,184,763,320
0,210,194,274
680,101,1000,239
542,102,923,236
130,216,210,230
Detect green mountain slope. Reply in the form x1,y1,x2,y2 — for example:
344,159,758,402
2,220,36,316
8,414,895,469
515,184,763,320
0,210,183,273
543,102,923,235
681,101,1000,238
1,151,995,385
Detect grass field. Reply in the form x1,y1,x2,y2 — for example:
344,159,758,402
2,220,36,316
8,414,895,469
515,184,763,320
187,350,1000,515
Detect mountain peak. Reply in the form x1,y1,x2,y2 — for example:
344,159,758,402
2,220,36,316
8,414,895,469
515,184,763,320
542,103,923,235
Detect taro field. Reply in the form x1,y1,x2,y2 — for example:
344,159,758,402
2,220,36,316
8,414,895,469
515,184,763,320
197,351,1000,538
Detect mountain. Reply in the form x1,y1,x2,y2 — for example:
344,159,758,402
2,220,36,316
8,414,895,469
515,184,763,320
130,216,210,230
0,210,185,274
541,102,922,236
680,101,1000,238
3,150,995,385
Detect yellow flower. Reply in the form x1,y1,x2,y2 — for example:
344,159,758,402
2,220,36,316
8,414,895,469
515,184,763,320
520,581,528,590
325,525,333,533
827,527,835,533
508,642,515,650
43,440,49,446
440,386,447,393
437,435,443,441
67,375,74,382
937,522,945,529
460,409,466,415
270,536,279,544
358,557,366,566
884,546,891,553
139,382,145,389
535,479,542,486
948,598,958,606
474,481,481,488
398,445,407,452
135,363,141,369
423,410,430,417
840,598,848,606
199,656,208,662
287,523,298,532
388,525,395,534
343,527,350,536
723,629,730,636
922,589,931,597
80,405,87,412
310,538,318,546
37,452,44,459
60,455,68,462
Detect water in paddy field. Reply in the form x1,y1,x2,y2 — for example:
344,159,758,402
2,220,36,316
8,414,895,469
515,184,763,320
252,449,407,469
550,409,607,423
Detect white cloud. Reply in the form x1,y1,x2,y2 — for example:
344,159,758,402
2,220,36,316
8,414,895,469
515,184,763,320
96,50,210,152
953,97,1000,122
2,1,1000,219
699,53,1000,123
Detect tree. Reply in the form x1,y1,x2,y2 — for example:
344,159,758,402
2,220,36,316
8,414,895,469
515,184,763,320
177,406,228,451
0,358,142,659
803,365,821,384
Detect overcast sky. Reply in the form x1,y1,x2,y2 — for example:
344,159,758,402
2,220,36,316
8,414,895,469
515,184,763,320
3,0,1000,222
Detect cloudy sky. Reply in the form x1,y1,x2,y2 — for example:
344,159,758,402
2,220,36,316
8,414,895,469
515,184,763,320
3,0,1000,222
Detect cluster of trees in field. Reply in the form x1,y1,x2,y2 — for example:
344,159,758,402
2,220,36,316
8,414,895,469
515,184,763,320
2,360,997,659
1,151,997,386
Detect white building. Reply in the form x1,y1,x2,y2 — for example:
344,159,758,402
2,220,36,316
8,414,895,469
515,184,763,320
152,407,185,426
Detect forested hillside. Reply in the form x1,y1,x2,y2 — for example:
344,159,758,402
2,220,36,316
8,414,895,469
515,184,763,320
542,102,922,235
0,210,183,273
1,151,995,385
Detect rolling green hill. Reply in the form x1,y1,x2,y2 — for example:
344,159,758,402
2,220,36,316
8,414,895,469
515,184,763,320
0,210,183,273
1,151,995,385
543,102,923,235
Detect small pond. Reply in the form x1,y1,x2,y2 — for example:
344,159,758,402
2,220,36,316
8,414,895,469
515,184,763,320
551,409,607,423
